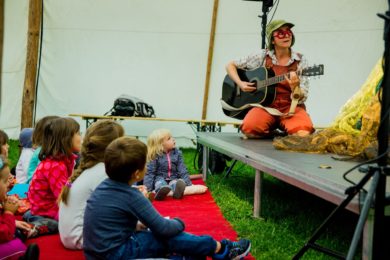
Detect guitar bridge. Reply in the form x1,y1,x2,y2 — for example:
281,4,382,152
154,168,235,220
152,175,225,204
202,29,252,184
236,86,241,96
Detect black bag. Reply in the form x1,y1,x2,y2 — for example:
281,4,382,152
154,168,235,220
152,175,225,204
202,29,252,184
196,147,228,174
105,94,156,117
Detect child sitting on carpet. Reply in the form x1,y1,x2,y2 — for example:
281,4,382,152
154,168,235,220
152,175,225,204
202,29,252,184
58,120,125,250
0,130,9,159
0,131,34,239
15,128,34,184
144,129,194,200
0,130,15,191
83,136,251,260
27,116,60,184
24,117,81,236
0,155,40,260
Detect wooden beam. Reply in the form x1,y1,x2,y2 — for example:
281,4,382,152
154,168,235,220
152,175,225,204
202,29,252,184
21,0,42,128
0,0,4,103
201,0,219,120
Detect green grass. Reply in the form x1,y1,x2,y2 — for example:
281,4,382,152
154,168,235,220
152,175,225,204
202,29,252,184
8,143,361,259
7,139,20,168
181,148,361,260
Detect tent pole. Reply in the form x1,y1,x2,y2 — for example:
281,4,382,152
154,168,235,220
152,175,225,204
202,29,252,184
21,0,42,128
201,0,219,120
0,0,3,106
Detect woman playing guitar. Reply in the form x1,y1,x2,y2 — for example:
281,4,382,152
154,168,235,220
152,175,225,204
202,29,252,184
225,19,315,138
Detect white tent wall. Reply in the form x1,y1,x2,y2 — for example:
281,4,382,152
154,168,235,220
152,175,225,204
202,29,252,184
1,0,387,146
0,0,28,138
36,0,213,146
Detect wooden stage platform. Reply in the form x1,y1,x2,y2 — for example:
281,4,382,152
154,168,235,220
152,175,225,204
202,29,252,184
197,132,390,258
197,132,390,216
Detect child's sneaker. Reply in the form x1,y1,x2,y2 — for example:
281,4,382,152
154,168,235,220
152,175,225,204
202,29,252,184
27,218,58,238
226,239,251,260
173,179,186,199
155,185,171,200
213,239,251,260
148,191,156,202
20,243,39,260
169,255,206,260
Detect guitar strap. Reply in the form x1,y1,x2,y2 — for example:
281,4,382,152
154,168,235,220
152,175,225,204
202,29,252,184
287,53,303,116
264,54,302,117
221,99,295,117
288,86,301,116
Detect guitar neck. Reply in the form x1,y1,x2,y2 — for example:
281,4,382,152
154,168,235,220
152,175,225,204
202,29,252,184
261,72,291,88
234,64,323,91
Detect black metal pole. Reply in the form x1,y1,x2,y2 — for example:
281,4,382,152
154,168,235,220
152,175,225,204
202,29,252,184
260,0,273,49
243,0,273,48
346,169,380,259
372,1,390,257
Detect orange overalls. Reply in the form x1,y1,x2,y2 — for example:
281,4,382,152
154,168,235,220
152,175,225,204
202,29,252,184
241,55,314,137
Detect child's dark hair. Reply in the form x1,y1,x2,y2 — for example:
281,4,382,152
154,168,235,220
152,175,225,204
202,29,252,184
39,117,80,161
0,130,8,147
32,116,60,147
104,136,147,183
59,120,124,204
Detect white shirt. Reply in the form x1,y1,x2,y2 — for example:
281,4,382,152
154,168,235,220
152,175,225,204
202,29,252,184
15,148,34,184
58,163,107,250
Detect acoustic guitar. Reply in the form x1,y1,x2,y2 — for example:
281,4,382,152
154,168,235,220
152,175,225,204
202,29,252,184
221,64,324,119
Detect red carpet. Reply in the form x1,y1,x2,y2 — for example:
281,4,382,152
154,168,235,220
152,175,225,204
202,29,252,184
27,179,254,259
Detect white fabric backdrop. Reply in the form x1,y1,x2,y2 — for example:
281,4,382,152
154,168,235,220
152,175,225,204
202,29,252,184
0,0,28,137
0,0,387,146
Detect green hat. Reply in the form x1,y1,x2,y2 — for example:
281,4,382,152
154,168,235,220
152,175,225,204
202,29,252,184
266,19,295,50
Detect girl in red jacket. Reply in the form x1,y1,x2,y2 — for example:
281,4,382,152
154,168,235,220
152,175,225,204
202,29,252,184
24,117,81,236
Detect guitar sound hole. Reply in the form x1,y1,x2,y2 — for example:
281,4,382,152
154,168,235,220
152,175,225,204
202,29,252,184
250,81,257,92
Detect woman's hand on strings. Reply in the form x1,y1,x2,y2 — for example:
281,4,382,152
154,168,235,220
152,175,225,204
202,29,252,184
285,71,300,91
238,81,256,92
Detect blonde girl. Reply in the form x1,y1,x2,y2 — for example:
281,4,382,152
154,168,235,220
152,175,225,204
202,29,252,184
58,120,124,250
24,117,81,236
144,129,192,200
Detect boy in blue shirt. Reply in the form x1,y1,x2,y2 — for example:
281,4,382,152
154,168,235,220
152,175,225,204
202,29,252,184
83,137,251,260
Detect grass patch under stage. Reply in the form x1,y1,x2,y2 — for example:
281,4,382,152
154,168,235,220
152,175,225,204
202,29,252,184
181,148,360,260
